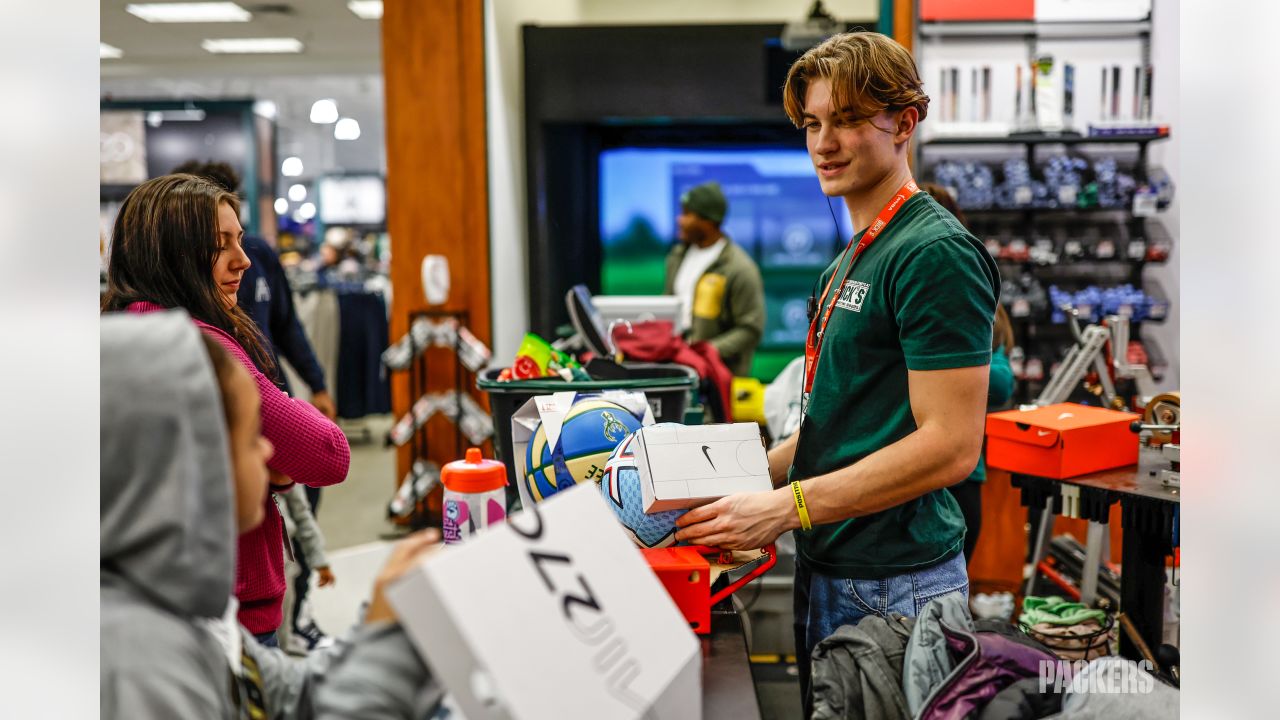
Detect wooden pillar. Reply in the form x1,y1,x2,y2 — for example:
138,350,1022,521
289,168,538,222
893,0,915,53
382,0,491,483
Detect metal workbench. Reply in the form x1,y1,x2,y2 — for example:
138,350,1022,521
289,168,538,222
1014,446,1179,660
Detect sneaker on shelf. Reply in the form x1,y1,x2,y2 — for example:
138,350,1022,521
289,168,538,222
289,621,335,653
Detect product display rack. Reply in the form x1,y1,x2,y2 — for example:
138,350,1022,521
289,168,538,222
966,134,1170,404
915,10,1172,407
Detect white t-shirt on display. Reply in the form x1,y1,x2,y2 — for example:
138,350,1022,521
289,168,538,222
672,237,726,330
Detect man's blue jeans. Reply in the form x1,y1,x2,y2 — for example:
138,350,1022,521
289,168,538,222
793,552,969,717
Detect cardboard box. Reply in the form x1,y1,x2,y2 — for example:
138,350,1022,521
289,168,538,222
510,390,655,510
632,422,771,512
387,484,701,720
985,403,1140,479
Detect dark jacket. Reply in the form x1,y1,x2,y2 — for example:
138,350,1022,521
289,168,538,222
237,235,327,393
663,237,764,377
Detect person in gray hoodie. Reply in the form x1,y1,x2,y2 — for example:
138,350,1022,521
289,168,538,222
101,310,442,719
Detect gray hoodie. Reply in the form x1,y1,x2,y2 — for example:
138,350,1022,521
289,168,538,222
101,311,440,719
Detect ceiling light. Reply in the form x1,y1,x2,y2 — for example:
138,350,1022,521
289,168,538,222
310,99,339,124
201,37,303,54
288,184,307,202
274,198,289,215
100,43,123,59
334,117,361,140
253,100,277,119
298,202,317,221
347,1,383,20
126,2,251,23
281,156,303,177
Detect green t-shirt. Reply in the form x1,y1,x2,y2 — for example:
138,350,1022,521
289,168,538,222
791,192,1000,579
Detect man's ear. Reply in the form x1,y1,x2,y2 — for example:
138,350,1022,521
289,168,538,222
895,106,919,145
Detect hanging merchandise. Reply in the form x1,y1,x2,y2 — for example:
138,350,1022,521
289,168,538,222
421,254,450,305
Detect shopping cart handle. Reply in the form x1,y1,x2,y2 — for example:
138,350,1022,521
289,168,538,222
684,544,778,606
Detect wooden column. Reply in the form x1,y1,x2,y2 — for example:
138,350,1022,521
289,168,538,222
382,0,491,483
893,0,915,52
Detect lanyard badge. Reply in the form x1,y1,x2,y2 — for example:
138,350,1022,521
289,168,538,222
802,180,919,412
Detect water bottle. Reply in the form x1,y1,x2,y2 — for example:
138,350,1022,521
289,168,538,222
441,448,507,545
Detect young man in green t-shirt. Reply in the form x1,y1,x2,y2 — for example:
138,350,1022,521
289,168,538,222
674,31,999,712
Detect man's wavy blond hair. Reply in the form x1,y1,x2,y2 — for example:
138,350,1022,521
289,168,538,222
782,31,930,130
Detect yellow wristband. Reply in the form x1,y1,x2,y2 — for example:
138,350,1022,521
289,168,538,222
790,480,812,531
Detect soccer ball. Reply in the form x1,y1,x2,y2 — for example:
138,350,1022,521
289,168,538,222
599,428,687,549
523,396,643,504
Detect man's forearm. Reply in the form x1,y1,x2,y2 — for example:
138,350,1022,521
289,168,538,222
799,423,979,527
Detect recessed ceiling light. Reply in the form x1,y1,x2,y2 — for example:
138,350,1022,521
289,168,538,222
274,198,289,215
201,37,303,54
347,1,383,20
126,2,251,23
253,100,277,119
100,43,124,59
288,183,307,202
334,117,361,140
281,156,303,177
298,202,317,221
310,99,339,124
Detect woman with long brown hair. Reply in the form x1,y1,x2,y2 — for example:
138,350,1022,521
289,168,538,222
102,173,350,647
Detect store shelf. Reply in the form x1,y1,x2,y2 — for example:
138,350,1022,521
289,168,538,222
962,205,1141,215
925,131,1169,147
918,19,1151,40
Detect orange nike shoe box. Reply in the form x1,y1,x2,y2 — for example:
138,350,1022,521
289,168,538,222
985,403,1140,479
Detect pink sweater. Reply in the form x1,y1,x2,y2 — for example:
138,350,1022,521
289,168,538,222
128,302,350,633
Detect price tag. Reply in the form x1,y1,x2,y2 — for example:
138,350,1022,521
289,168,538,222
1014,186,1033,205
1064,240,1083,257
1095,240,1116,259
1128,240,1147,260
1118,304,1134,317
1132,189,1158,217
1058,185,1078,205
1012,298,1031,317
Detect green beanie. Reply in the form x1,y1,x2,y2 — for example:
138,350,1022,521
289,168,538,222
680,181,728,225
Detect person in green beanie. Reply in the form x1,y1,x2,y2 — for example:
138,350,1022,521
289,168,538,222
663,180,765,377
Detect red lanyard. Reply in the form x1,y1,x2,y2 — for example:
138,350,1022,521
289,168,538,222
803,180,920,395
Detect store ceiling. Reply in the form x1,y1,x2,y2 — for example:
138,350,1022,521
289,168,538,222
100,0,381,76
100,1,385,179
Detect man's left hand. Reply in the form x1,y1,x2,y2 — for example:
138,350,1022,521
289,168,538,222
673,489,795,550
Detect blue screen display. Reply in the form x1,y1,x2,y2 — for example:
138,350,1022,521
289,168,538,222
598,147,858,354
599,147,855,271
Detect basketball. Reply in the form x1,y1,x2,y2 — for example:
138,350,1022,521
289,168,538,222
523,396,643,504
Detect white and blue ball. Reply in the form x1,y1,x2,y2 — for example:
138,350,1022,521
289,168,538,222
598,427,687,549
